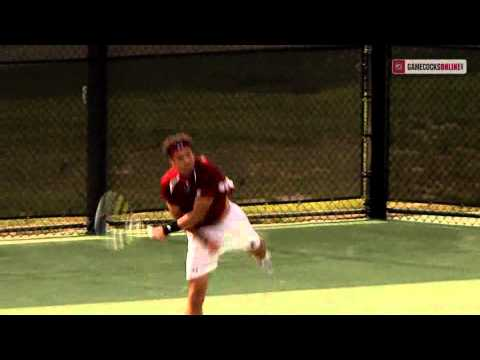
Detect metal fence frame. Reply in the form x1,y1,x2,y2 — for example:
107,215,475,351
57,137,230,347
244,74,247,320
385,45,480,223
1,44,479,238
85,44,368,232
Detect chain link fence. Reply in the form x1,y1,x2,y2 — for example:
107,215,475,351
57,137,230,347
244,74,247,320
107,45,341,58
0,45,88,63
107,45,365,225
10,45,480,238
0,46,89,238
0,45,366,239
388,46,480,226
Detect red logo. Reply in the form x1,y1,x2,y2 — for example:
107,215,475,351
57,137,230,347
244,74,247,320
392,59,406,75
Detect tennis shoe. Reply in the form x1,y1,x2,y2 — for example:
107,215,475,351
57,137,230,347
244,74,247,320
257,249,273,275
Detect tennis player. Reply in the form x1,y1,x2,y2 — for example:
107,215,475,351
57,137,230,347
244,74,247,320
149,133,272,315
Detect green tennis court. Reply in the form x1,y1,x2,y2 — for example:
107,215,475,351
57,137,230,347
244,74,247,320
1,220,480,314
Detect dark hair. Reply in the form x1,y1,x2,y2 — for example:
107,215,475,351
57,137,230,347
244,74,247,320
162,133,193,158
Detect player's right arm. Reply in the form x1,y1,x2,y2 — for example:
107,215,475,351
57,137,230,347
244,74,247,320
160,173,184,220
166,202,183,219
154,198,214,250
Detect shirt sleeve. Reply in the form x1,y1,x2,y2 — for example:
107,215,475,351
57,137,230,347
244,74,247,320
197,172,219,197
196,163,224,198
160,180,174,203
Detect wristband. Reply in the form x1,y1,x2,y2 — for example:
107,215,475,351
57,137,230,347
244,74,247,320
162,220,181,235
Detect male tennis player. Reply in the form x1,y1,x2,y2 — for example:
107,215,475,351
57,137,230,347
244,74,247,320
149,133,272,315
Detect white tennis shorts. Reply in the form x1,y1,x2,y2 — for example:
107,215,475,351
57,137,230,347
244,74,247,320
185,201,260,281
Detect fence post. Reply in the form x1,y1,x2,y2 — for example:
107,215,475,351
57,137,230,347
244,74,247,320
86,45,108,233
366,43,390,220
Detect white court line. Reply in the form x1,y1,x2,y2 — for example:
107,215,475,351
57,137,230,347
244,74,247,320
0,235,102,246
253,219,383,230
0,220,384,246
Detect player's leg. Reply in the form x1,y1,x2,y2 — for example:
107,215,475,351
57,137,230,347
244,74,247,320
248,236,267,261
224,201,273,273
185,230,222,314
247,235,272,273
186,273,209,315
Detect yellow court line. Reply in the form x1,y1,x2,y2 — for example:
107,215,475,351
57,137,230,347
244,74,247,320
2,279,480,315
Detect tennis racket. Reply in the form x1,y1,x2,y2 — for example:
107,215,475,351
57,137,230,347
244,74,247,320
94,191,146,251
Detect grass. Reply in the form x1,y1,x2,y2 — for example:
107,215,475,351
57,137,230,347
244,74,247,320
390,47,480,207
1,49,364,234
107,49,364,210
2,47,480,235
0,61,88,218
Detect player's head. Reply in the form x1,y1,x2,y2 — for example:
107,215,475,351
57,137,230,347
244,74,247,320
162,133,195,176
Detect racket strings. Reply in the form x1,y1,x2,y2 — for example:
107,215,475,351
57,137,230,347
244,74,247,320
97,191,150,251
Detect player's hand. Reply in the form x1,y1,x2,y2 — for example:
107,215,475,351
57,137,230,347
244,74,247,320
149,226,167,242
191,230,220,254
207,240,221,254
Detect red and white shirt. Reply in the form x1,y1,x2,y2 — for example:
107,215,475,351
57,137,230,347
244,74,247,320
160,156,234,227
